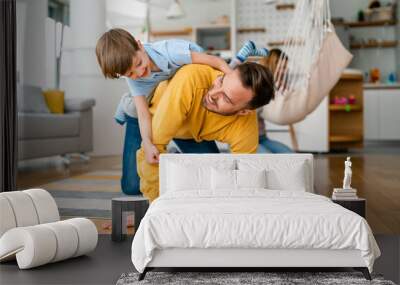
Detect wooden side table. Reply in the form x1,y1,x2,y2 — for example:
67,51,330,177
332,198,366,218
112,196,149,242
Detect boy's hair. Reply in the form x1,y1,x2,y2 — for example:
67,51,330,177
95,28,140,79
236,62,275,109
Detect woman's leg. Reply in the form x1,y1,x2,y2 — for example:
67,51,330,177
121,116,142,195
264,136,293,153
257,135,272,153
173,139,220,153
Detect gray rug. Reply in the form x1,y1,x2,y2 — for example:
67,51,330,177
116,271,395,285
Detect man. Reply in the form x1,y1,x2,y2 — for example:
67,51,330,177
137,62,275,201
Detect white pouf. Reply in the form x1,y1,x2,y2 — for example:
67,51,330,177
24,189,60,223
1,191,39,227
0,189,98,269
0,196,17,237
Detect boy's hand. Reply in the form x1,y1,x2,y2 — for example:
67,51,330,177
143,141,160,164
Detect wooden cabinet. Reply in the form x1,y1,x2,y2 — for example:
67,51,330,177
329,73,364,150
364,87,400,140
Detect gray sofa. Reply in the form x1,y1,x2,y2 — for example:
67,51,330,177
17,85,96,161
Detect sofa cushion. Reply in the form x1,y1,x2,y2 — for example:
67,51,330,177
17,85,50,113
18,112,80,140
42,90,65,114
65,98,96,112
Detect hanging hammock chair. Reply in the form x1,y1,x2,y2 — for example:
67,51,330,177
261,0,353,125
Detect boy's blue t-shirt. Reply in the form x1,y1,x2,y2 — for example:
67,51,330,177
115,39,203,124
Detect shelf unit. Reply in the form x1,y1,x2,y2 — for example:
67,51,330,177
267,41,285,47
329,73,364,150
276,4,295,10
267,40,306,47
350,40,398,49
194,25,231,58
344,13,398,86
329,104,362,112
237,27,266,33
330,134,364,143
150,28,192,37
345,19,397,28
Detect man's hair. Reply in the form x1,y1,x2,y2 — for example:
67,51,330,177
235,62,275,109
95,28,140,79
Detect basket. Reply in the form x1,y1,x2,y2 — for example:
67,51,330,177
364,6,395,22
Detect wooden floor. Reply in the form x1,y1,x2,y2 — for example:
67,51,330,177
17,153,400,234
313,153,400,234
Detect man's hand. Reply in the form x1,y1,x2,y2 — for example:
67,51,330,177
143,141,160,164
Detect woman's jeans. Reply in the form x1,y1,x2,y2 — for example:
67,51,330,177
257,135,293,153
121,116,219,195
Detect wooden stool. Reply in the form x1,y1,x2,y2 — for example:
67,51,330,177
111,196,149,242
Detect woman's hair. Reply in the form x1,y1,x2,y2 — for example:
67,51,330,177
258,48,288,75
258,48,289,89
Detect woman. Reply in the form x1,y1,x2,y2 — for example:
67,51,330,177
257,49,293,153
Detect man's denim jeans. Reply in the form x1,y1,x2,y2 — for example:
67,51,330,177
121,116,220,195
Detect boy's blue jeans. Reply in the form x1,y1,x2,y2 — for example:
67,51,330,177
121,116,220,195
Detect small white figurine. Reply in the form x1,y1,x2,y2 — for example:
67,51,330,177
342,157,352,189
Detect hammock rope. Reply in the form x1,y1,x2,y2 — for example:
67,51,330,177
262,0,352,125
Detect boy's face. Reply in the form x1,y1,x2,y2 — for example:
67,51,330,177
123,41,152,80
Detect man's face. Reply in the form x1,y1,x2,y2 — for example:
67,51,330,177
123,41,152,80
202,69,253,116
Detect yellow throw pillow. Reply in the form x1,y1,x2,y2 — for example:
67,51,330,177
42,90,64,114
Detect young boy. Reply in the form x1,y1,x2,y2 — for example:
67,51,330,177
96,28,267,195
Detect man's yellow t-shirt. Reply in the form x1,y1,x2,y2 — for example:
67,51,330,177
137,64,259,201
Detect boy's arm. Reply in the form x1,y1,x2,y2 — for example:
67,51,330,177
136,75,194,201
191,51,231,74
134,96,159,164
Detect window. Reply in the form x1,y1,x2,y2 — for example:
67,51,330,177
48,0,70,26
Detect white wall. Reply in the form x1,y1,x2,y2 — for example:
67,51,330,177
106,0,147,42
397,2,400,79
16,0,47,87
150,0,231,31
17,0,126,156
16,1,26,84
61,0,127,156
45,18,56,89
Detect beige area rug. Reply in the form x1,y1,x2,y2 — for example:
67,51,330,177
39,169,124,219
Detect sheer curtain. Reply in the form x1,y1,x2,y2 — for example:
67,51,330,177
0,0,17,192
